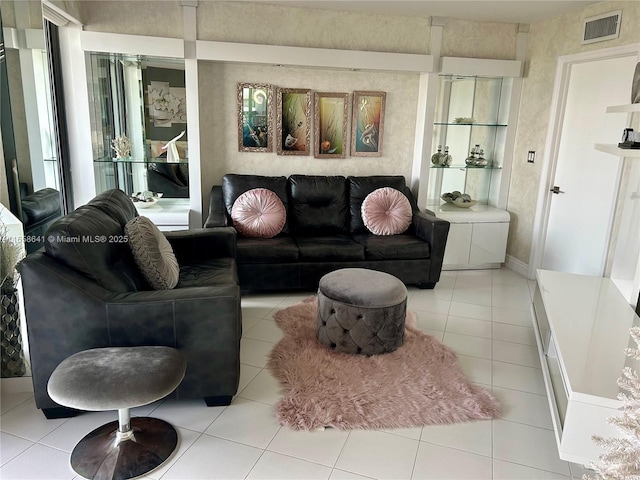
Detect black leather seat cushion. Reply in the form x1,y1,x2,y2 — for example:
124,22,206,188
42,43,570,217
178,258,239,288
288,175,349,235
296,236,365,261
352,234,431,260
21,188,61,225
222,174,290,234
237,236,299,264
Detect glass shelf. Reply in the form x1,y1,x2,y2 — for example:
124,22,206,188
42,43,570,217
434,122,508,127
93,157,189,164
431,165,502,169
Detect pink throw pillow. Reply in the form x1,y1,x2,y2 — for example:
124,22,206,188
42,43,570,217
231,188,286,238
361,187,412,236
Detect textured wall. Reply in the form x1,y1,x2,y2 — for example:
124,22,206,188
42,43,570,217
441,18,518,60
196,2,431,54
81,1,183,37
508,1,640,266
199,62,420,205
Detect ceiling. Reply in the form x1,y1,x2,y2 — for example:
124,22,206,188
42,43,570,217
245,0,601,24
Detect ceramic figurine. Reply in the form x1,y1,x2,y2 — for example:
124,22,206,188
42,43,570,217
431,145,443,165
442,146,453,166
162,130,186,163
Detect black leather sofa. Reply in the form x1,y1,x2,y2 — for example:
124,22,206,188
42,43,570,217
205,174,450,292
19,189,242,418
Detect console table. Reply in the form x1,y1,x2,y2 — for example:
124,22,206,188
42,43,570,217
531,269,640,465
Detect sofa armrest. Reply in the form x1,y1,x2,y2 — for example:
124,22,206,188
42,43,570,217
164,227,236,264
204,186,229,228
413,211,450,282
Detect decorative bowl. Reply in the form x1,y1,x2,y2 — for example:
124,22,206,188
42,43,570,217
134,197,159,209
452,198,477,208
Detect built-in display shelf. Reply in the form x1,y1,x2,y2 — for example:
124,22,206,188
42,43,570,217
594,143,640,157
606,104,640,113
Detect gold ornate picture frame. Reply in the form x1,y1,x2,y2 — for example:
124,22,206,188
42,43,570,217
351,91,386,157
314,92,349,158
237,83,273,152
276,88,312,155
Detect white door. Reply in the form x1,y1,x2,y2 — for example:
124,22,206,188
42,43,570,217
541,55,638,276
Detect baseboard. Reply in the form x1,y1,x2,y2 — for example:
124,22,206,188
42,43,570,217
505,255,532,279
1,376,33,393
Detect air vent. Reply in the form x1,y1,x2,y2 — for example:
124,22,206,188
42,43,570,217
582,10,621,45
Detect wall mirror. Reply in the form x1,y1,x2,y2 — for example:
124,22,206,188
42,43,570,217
1,1,63,246
86,53,189,198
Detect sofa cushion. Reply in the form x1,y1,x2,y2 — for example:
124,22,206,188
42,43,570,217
295,236,365,261
86,189,139,228
125,216,180,290
177,258,238,288
288,175,349,235
45,205,147,292
348,176,408,234
231,188,286,238
361,187,412,235
237,236,299,264
352,233,431,260
222,174,290,233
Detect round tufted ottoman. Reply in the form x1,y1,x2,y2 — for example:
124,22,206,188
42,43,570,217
47,346,186,480
317,268,407,355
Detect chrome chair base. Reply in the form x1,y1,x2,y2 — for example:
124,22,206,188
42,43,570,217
70,417,178,480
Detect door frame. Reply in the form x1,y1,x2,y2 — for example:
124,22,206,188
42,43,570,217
528,43,640,279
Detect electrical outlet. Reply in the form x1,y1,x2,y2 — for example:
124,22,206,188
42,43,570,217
527,151,536,163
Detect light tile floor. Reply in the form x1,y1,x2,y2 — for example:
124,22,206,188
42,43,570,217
0,268,593,480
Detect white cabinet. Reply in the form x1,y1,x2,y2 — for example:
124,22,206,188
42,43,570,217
532,269,640,465
431,203,509,269
134,198,190,231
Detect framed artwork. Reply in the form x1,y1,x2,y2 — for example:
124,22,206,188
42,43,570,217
237,83,273,152
351,91,386,157
276,88,312,155
314,92,349,158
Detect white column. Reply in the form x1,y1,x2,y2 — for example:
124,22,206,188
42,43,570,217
183,1,202,228
411,20,443,209
58,24,96,207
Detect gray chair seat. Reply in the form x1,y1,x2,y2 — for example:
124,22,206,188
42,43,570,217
317,268,407,355
48,346,186,411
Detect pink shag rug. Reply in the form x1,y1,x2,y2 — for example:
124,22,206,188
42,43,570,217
267,297,500,431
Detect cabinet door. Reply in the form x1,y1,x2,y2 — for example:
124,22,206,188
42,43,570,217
443,223,472,265
469,222,508,264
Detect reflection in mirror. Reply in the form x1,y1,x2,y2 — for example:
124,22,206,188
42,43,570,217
86,53,188,198
1,0,63,254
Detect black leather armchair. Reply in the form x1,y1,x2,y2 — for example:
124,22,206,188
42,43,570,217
19,187,62,253
19,189,242,418
147,163,189,198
